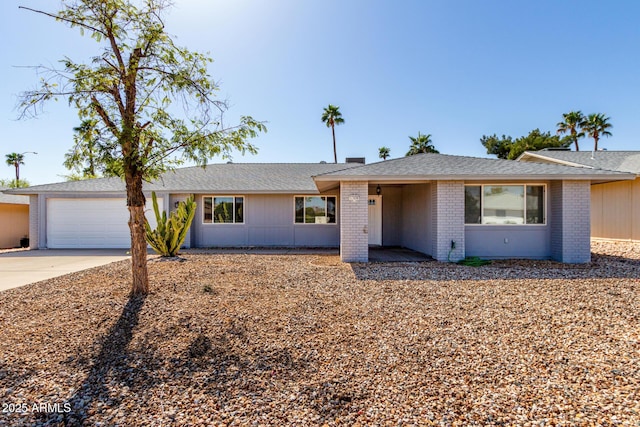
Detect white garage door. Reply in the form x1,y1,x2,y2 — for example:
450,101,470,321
47,198,162,249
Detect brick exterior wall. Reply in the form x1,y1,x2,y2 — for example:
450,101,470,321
28,195,39,249
550,180,591,263
431,181,465,262
340,181,369,262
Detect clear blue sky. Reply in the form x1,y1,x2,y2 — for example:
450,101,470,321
2,0,639,185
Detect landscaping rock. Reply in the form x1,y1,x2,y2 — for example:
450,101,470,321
0,241,638,425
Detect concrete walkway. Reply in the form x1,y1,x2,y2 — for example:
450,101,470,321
0,249,131,292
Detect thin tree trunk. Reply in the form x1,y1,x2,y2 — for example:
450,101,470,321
332,125,337,163
15,164,19,182
572,130,579,151
594,135,599,151
126,172,149,295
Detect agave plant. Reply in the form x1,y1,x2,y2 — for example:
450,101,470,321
145,192,196,257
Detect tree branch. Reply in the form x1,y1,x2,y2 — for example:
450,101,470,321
19,6,106,36
91,96,119,138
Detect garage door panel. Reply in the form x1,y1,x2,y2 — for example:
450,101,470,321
47,198,161,249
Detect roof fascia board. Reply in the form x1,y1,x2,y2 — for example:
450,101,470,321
313,173,634,182
517,152,592,168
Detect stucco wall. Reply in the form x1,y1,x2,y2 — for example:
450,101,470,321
400,184,432,255
0,204,29,248
193,194,341,247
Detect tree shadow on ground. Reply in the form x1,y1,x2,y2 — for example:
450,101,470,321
31,300,361,425
35,295,147,425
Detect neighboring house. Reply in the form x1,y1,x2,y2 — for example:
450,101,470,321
518,150,640,242
0,187,30,248
7,154,634,263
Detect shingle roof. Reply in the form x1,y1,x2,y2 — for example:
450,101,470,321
6,163,361,195
0,188,29,205
314,153,633,180
518,150,640,174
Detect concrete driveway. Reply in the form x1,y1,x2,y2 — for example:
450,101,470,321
0,249,131,292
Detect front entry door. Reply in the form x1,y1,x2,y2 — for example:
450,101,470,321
368,195,382,246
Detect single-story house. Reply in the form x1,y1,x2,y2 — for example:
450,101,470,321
0,188,30,248
7,153,634,263
518,150,640,242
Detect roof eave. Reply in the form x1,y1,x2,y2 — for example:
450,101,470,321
313,173,634,182
517,152,593,168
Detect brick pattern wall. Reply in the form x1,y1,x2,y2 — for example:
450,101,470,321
562,181,591,263
550,180,591,263
431,181,465,262
340,181,369,262
28,195,39,249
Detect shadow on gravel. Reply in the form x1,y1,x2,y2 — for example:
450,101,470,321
350,252,640,281
37,295,147,425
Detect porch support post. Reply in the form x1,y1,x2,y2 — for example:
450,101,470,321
550,180,591,263
432,180,465,262
340,180,369,262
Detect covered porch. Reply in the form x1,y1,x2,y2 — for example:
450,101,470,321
312,153,620,265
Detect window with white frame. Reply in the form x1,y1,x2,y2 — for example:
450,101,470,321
464,185,545,225
294,196,336,224
203,196,244,223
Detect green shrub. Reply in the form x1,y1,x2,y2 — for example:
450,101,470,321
145,192,196,257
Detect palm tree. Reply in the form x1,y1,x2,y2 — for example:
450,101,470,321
378,146,390,160
406,132,439,156
64,119,101,178
556,111,585,151
321,104,345,163
582,113,613,151
5,152,25,182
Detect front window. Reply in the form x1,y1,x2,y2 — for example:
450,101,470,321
465,185,545,225
294,196,336,224
203,196,244,223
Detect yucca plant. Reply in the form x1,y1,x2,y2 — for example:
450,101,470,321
145,192,196,257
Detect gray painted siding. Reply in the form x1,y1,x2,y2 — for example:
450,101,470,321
400,184,432,255
193,194,340,247
550,181,563,261
369,185,403,246
465,185,551,259
466,226,550,259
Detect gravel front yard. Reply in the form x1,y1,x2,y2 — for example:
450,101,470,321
0,241,638,426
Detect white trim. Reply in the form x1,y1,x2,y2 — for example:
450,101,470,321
464,183,547,226
517,152,593,168
293,195,338,225
202,195,245,224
